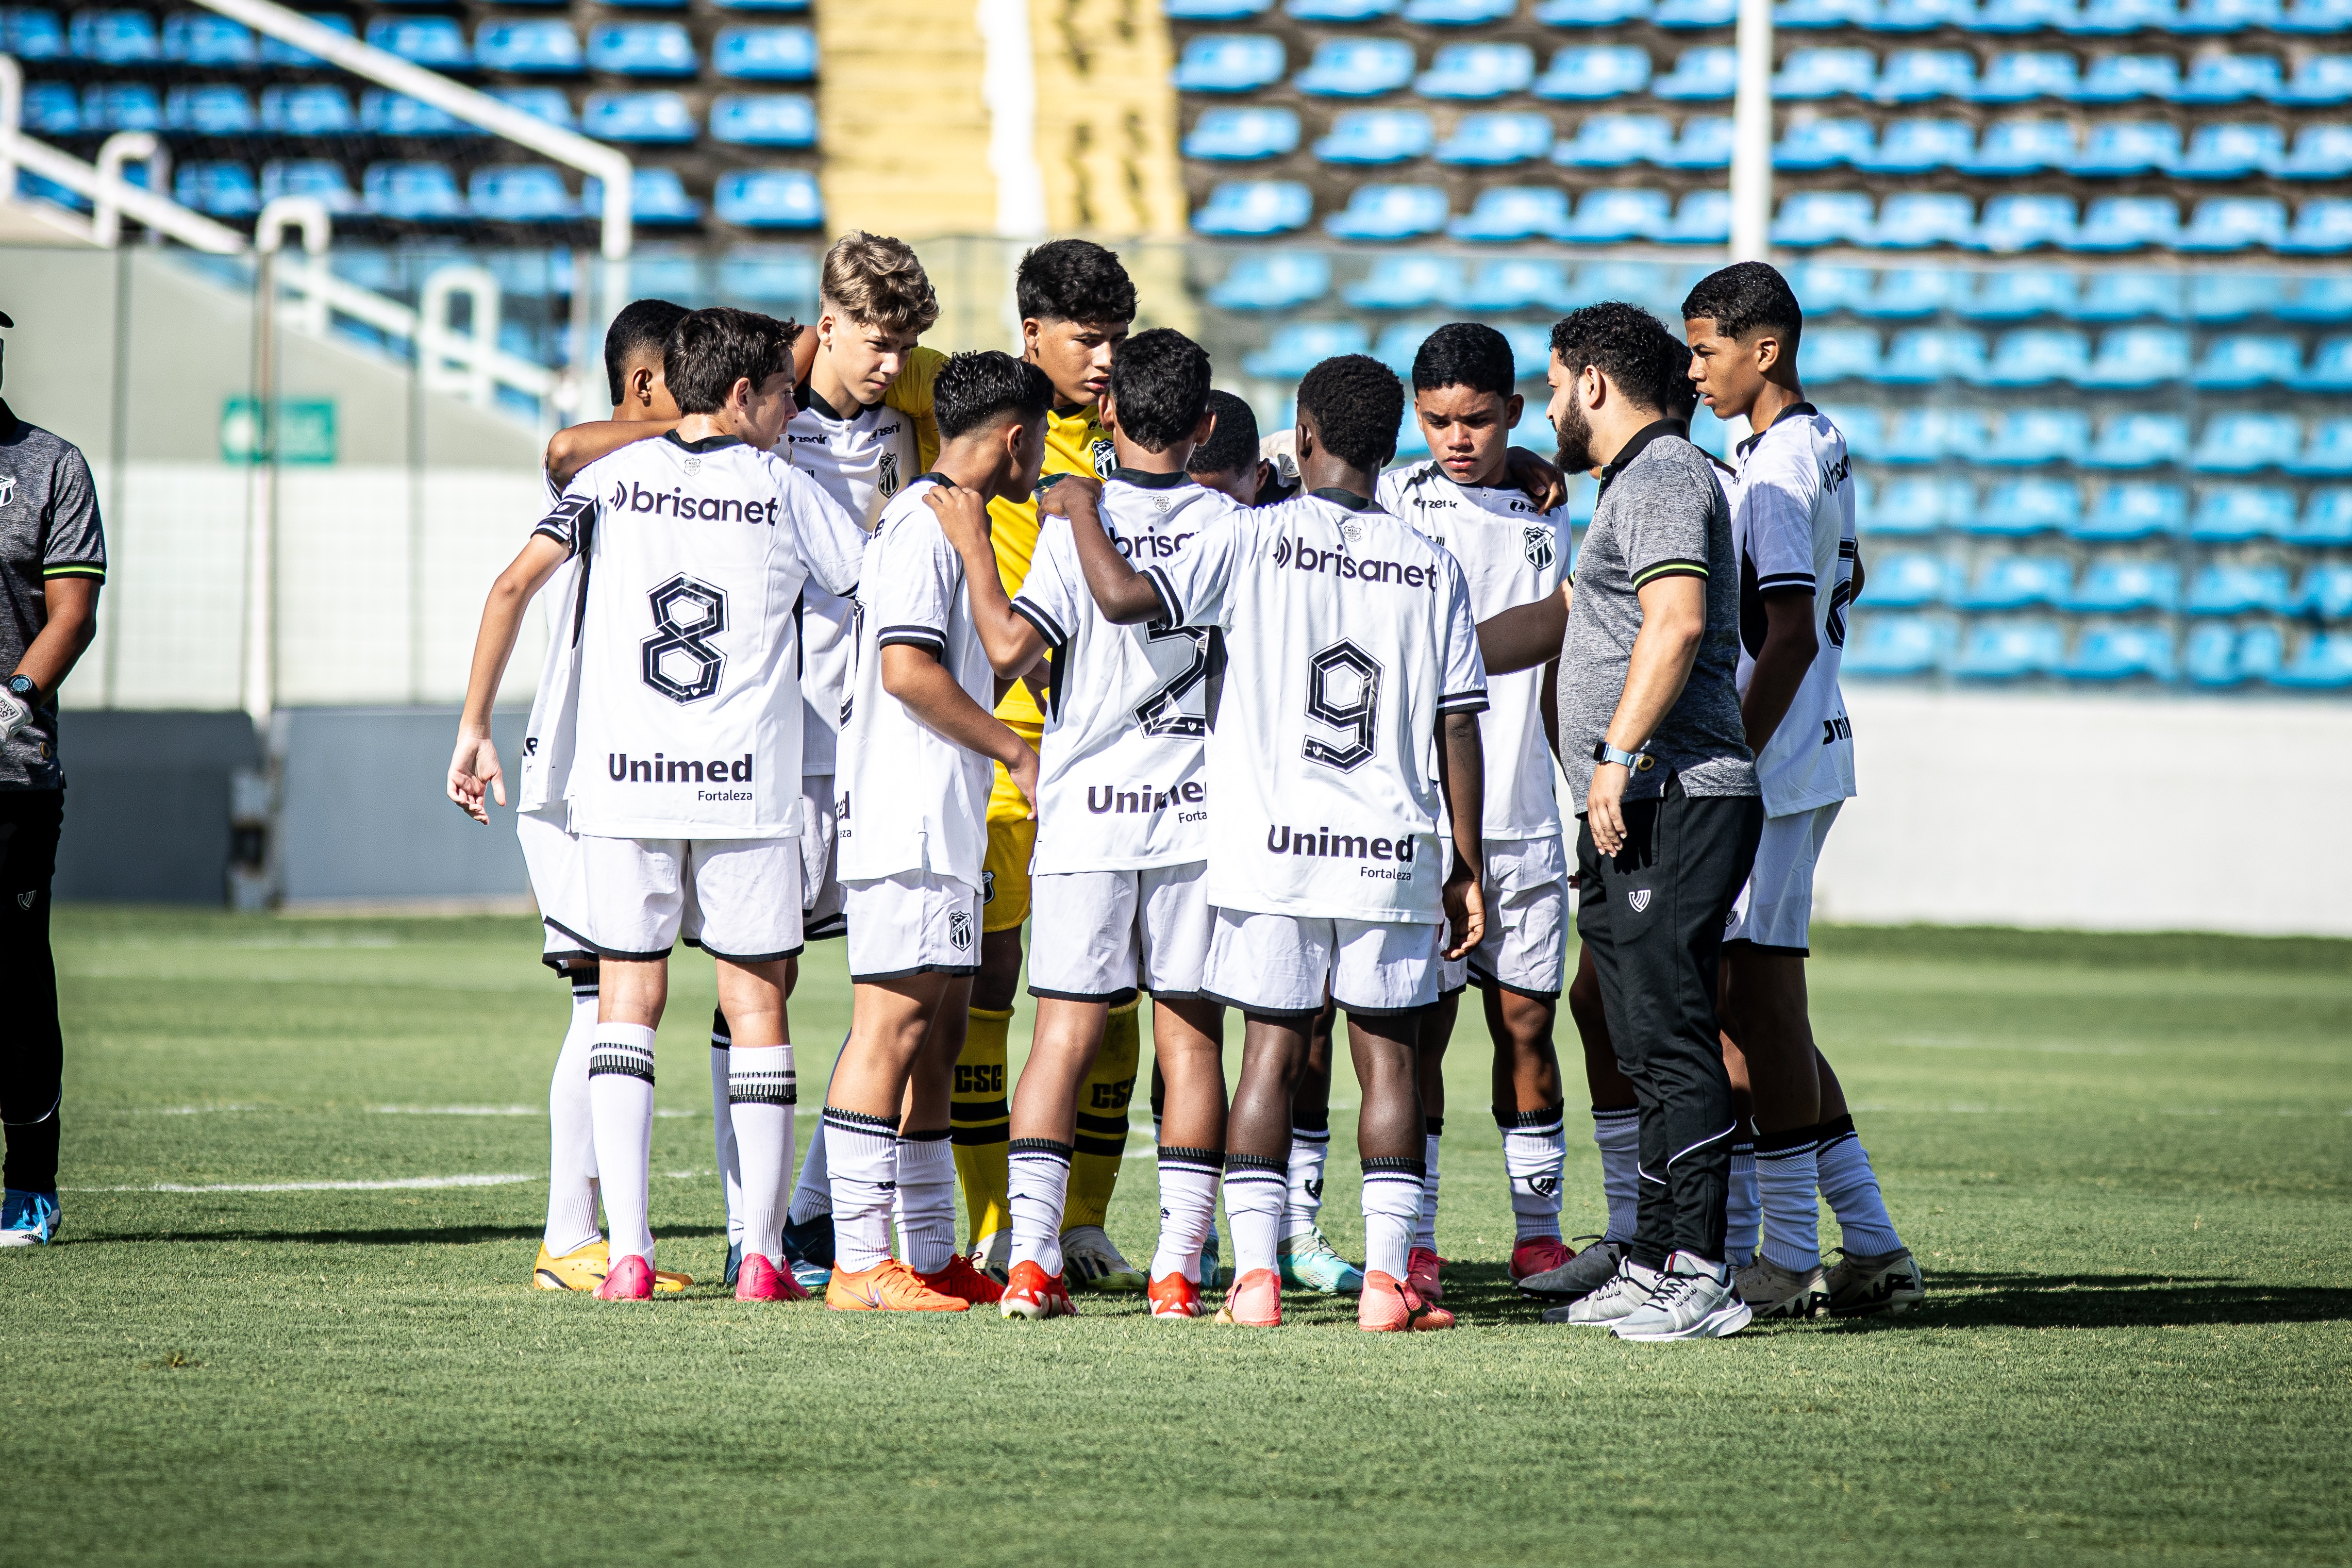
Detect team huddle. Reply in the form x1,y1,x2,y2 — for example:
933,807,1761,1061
448,236,1927,1340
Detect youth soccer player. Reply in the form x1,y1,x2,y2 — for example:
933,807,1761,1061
821,351,1050,1313
1375,324,1575,1303
451,307,866,1301
1682,261,1921,1319
1056,353,1490,1333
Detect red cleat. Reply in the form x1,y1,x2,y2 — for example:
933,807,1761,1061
1147,1271,1204,1320
918,1252,1006,1305
594,1254,655,1300
998,1259,1078,1320
735,1253,810,1301
1510,1235,1575,1282
1407,1246,1445,1303
1359,1269,1455,1332
1214,1266,1282,1328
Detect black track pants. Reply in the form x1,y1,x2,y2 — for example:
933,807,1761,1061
1575,779,1761,1270
0,790,63,1194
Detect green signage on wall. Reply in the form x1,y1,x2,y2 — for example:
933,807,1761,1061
221,398,338,464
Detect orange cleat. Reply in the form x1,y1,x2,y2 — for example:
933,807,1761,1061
1407,1246,1445,1302
918,1252,1006,1305
1510,1235,1574,1282
825,1259,970,1312
1148,1271,1204,1319
998,1259,1078,1320
594,1254,655,1300
734,1253,811,1302
1359,1269,1455,1332
1213,1266,1282,1328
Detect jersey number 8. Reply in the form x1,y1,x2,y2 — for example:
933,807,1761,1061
642,574,728,704
1302,640,1382,773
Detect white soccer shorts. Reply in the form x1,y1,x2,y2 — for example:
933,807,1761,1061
843,869,982,982
1438,834,1570,999
1724,800,1843,957
800,773,846,942
570,833,805,964
1029,861,1211,1004
1203,908,1444,1018
518,809,594,970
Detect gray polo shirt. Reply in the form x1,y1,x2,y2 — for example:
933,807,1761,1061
0,402,108,790
1556,421,1755,813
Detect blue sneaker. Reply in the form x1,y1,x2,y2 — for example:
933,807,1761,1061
1277,1225,1364,1294
0,1189,60,1247
1200,1223,1228,1290
779,1212,833,1293
722,1241,744,1289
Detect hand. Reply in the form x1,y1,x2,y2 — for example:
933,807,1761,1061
1442,860,1486,961
922,483,993,560
1503,447,1568,512
0,688,32,742
1004,740,1041,821
1587,761,1628,856
447,727,505,824
1037,472,1104,516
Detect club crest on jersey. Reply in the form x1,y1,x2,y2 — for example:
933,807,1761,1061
1523,526,1557,569
948,911,974,951
878,449,900,497
682,456,703,477
981,870,996,905
1342,521,1364,543
1090,437,1117,478
1628,889,1652,913
0,475,14,509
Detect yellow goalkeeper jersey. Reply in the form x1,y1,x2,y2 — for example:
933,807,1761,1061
984,404,1115,729
882,344,945,474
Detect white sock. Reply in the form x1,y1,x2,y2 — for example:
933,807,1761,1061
1755,1129,1821,1272
727,1044,795,1264
1362,1158,1424,1282
1007,1138,1073,1276
1414,1122,1442,1254
1281,1122,1329,1240
786,1037,845,1227
1225,1155,1287,1277
586,1024,657,1267
1726,1139,1760,1268
822,1107,899,1273
543,977,602,1256
710,1011,743,1250
1151,1144,1220,1284
1593,1106,1640,1244
1815,1116,1904,1255
893,1128,957,1275
1500,1102,1566,1243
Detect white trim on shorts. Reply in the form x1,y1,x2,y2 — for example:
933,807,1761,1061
843,870,982,981
1028,861,1212,1004
1723,800,1841,957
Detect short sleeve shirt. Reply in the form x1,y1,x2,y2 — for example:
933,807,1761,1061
0,406,108,790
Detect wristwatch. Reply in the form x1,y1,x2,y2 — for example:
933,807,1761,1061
5,675,34,704
1593,740,1655,773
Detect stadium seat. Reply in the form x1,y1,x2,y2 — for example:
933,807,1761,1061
489,87,575,127
1856,118,1975,172
2,8,67,59
1498,322,1559,378
1652,0,1736,24
1972,0,2076,24
1948,619,2065,677
77,81,157,130
1823,403,1887,458
68,8,156,60
1872,0,1976,26
1192,180,1314,234
1869,192,1976,246
15,169,89,211
2069,120,2179,175
2307,336,2352,391
582,90,695,142
1974,478,2081,534
1452,185,1578,240
2279,198,2352,254
2174,0,2276,25
1862,475,1971,532
2069,196,2181,250
581,168,700,224
475,19,581,72
2074,481,2187,538
1951,555,2072,608
709,93,816,146
261,158,359,212
367,15,467,65
2065,0,2176,29
258,84,354,136
162,11,254,63
1775,47,1879,97
2188,272,2282,322
174,160,260,217
1207,251,1331,309
1286,0,1400,18
1343,254,1464,308
2191,411,2303,471
715,246,817,301
2072,270,2182,319
1863,553,1954,605
1960,118,2076,174
1373,319,1450,377
589,22,696,75
2273,53,2352,106
2185,623,2251,685
2271,631,2352,689
1404,0,1517,21
2288,418,2352,475
260,11,352,66
1416,43,1536,97
1778,0,1863,26
1313,109,1432,162
2282,489,2352,546
1323,182,1450,238
2058,625,2175,679
1244,322,1373,377
1536,0,1653,21
2178,196,2287,251
1889,405,1992,459
713,166,821,226
1295,38,1414,95
2190,486,2297,541
1842,613,1949,675
2291,562,2352,618
1970,50,2079,99
1561,186,1670,240
1774,190,1876,245
2281,0,2352,26
1875,49,1978,100
1458,258,1574,310
1973,193,2078,249
1859,268,1955,318
21,81,80,135
1533,44,1652,97
469,163,574,221
2077,325,2190,386
2176,52,2281,102
2280,275,2352,322
1186,106,1299,159
1775,117,1877,169
2193,333,2301,387
1793,262,1875,313
1174,34,1287,92
2176,123,2286,181
1437,112,1556,163
361,90,473,137
364,160,466,219
1984,407,2088,462
1961,267,2077,317
1978,327,2088,383
1800,326,1883,381
1876,326,1987,380
1556,112,1673,165
2083,411,2190,466
1655,114,1737,165
2274,125,2352,181
713,25,812,79
2070,53,2180,103
2188,562,2292,614
1652,46,1738,97
1656,189,1732,241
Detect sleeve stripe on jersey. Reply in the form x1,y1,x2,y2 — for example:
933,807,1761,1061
1141,564,1181,628
1756,571,1816,593
1438,692,1491,716
42,565,105,580
876,625,947,658
1631,559,1709,588
1009,598,1067,648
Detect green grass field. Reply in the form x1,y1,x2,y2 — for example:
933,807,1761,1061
6,906,2349,1567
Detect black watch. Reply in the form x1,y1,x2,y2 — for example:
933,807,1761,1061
5,675,35,704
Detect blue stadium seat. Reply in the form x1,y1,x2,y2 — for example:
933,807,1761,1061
2069,196,2181,250
1287,0,1400,18
261,158,359,212
1460,257,1575,309
2064,0,2176,29
2177,53,2281,102
21,81,80,135
1536,0,1653,21
1889,405,1992,459
1192,180,1315,234
709,93,816,146
2194,333,2301,387
364,160,466,219
2281,274,2352,321
715,25,813,78
1960,117,2076,172
1343,254,1464,307
367,16,468,66
469,164,573,221
1871,0,1977,26
2188,562,2292,614
2177,123,2286,179
1856,118,1975,172
1657,189,1732,241
1404,0,1517,21
713,166,821,226
1207,251,1331,309
2292,563,2352,618
1452,185,1578,239
2072,53,2182,103
589,23,696,75
2058,625,2175,679
2188,272,2282,321
1970,50,2078,99
2186,624,2261,686
1800,326,1883,381
2,8,68,59
1982,407,2088,462
1774,190,1875,245
1775,117,1876,169
1972,0,2076,28
2175,0,2276,26
259,11,351,66
2179,196,2287,251
1243,322,1373,377
1556,112,1673,165
1656,114,1737,166
582,169,700,224
1862,475,1971,532
1166,0,1276,17
1652,45,1738,96
2279,198,2352,254
1314,109,1434,161
1842,613,1950,675
2274,124,2352,179
1973,193,2078,248
2069,121,2179,175
1437,112,1555,162
361,91,474,137
69,8,157,60
1974,479,2081,535
2288,418,2352,475
1862,553,1954,605
1416,42,1536,97
1823,403,1887,457
1948,619,2065,677
174,161,259,217
1960,266,2076,317
474,20,579,72
2072,270,2182,319
16,170,89,212
2074,481,2186,538
2281,0,2352,26
258,84,353,136
1653,0,1736,23
1980,327,2089,383
1295,38,1413,95
2078,325,2190,386
162,11,254,63
2307,336,2352,390
1869,192,1976,246
1952,554,2072,605
1875,48,1977,99
1500,322,1558,377
489,87,576,127
81,81,160,130
1775,47,1878,97
2273,54,2352,106
1186,106,1299,159
2082,411,2189,466
1175,34,1287,91
2192,412,2303,471
2190,486,2297,541
1876,326,1987,380
1373,319,1450,377
582,90,695,141
2271,631,2352,689
1793,262,1875,313
1534,45,1653,97
2282,489,2352,546
1560,186,1669,240
1323,182,1450,237
1778,0,1863,26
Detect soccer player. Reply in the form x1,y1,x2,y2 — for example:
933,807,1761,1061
1682,261,1922,1319
1375,324,1575,1303
821,351,1050,1313
1056,353,1490,1334
451,307,866,1301
1186,390,1277,508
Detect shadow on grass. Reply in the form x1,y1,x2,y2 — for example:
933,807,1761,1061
66,1223,730,1247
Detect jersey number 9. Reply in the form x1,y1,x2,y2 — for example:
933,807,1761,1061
1302,640,1382,773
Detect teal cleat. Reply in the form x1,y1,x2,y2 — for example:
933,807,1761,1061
1277,1225,1363,1295
0,1189,60,1247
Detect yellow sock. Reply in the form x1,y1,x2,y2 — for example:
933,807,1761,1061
1064,999,1141,1231
953,1007,1013,1247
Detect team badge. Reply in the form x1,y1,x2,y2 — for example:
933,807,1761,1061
878,449,900,497
1341,521,1364,544
948,911,974,951
1523,526,1557,569
1090,437,1117,478
1530,1174,1559,1199
682,456,703,477
15,890,34,910
0,475,14,509
1627,889,1652,913
981,870,996,904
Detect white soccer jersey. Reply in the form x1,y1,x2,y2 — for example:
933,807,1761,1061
1013,472,1235,875
1377,462,1568,843
542,431,866,841
1729,404,1859,817
782,387,916,777
1145,489,1488,925
518,468,585,820
836,476,998,891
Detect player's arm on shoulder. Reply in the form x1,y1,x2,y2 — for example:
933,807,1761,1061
1044,474,1164,626
546,418,677,490
1503,447,1567,512
1479,581,1571,676
448,529,570,823
924,485,1045,679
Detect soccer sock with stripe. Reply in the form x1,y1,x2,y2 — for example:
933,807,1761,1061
586,1024,657,1267
1362,1157,1427,1282
785,1038,843,1228
1726,1138,1759,1268
1499,1101,1566,1243
1007,1138,1073,1276
727,1044,796,1264
1814,1115,1904,1256
710,1007,744,1253
822,1107,899,1274
1281,1111,1330,1241
1755,1127,1821,1272
1152,1145,1221,1284
1063,998,1140,1231
1414,1120,1443,1255
893,1127,958,1275
1593,1105,1640,1244
952,1007,1013,1244
1224,1154,1288,1278
542,973,602,1257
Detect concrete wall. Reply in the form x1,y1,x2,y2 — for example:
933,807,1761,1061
53,711,261,902
276,707,531,906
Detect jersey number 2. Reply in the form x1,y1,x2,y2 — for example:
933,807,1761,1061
1133,627,1211,738
1302,640,1382,773
642,574,728,704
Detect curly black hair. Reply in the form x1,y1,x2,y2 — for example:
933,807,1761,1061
1015,238,1138,326
1653,319,1700,423
1297,354,1405,473
1187,390,1261,477
1548,302,1678,416
1679,260,1804,353
1411,321,1517,400
933,350,1053,443
663,307,795,415
604,297,690,406
1106,328,1213,454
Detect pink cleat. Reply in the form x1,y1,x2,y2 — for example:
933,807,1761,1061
595,1254,656,1300
735,1253,809,1302
1511,1235,1574,1282
1407,1246,1444,1303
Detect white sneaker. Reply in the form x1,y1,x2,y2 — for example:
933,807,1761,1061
1519,1237,1625,1301
968,1229,1011,1286
1541,1256,1661,1325
1824,1246,1925,1317
1612,1250,1753,1341
1060,1225,1145,1291
1735,1256,1828,1320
